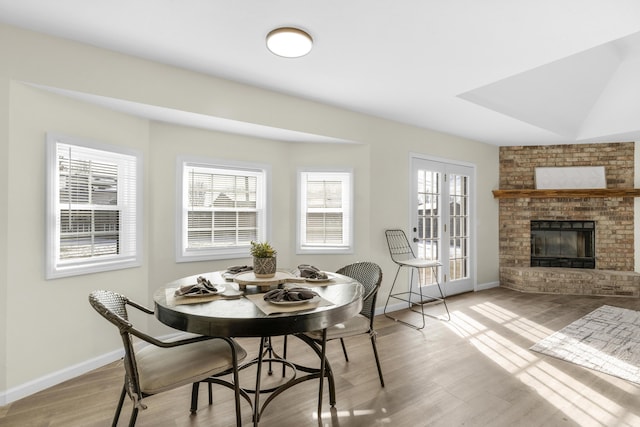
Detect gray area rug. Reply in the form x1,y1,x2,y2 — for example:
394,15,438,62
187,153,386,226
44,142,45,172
530,305,640,384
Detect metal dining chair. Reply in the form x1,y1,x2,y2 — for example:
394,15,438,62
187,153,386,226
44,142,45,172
89,290,249,427
304,261,385,387
383,229,450,329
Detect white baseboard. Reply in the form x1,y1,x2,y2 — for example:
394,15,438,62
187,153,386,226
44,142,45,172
0,331,187,406
0,349,123,406
476,281,500,291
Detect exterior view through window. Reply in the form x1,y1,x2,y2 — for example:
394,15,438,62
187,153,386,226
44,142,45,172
298,170,353,254
178,159,268,261
46,134,140,279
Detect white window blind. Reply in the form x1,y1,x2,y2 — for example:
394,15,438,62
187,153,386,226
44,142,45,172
178,159,268,261
46,134,141,279
298,170,353,254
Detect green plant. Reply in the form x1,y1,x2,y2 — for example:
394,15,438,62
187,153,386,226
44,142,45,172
250,241,276,258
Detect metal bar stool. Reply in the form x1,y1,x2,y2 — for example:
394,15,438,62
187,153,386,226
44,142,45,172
383,229,450,329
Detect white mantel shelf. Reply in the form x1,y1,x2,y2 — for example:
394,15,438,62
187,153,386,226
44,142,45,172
492,188,640,199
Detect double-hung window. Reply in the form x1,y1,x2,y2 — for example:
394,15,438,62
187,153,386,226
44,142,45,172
45,133,142,279
177,158,269,261
297,170,353,254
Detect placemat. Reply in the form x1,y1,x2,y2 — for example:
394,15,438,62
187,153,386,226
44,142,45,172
245,292,334,315
285,277,336,287
165,287,244,306
233,271,337,288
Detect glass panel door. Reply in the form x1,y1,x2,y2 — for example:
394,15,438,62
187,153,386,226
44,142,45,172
448,172,470,284
416,168,440,286
411,156,475,295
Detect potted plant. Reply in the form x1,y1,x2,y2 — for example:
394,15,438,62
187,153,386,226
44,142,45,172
250,241,277,278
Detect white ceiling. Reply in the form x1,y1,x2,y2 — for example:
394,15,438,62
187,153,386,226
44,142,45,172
1,0,640,146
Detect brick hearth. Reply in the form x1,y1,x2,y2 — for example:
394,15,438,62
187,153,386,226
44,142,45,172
500,266,640,297
498,142,640,297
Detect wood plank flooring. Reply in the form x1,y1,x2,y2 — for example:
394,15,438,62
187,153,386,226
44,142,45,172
2,287,640,426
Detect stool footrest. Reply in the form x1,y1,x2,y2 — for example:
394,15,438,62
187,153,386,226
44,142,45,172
386,291,445,306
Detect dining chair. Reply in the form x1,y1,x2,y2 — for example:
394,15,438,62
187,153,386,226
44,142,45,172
304,261,385,387
383,229,450,329
88,290,248,427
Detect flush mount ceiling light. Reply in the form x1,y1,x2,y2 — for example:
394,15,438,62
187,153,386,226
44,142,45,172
266,27,313,58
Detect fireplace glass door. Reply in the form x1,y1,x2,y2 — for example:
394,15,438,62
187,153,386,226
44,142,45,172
530,220,595,268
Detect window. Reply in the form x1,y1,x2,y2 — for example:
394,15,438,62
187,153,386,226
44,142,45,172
46,133,142,279
298,170,353,254
177,158,269,261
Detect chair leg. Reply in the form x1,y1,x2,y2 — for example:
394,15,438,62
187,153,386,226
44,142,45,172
226,338,243,427
385,260,448,328
112,385,127,427
190,382,199,413
370,335,385,387
340,338,349,362
190,381,213,413
384,265,427,329
435,279,451,321
128,407,139,427
383,265,403,315
413,266,451,322
412,269,427,329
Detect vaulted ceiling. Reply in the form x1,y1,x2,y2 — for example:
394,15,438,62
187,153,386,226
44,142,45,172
1,0,640,146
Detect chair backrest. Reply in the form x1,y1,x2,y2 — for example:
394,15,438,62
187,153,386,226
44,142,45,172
385,229,417,263
335,262,382,323
89,289,131,327
89,290,143,402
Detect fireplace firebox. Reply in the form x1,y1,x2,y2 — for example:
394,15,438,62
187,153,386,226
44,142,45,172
530,220,595,268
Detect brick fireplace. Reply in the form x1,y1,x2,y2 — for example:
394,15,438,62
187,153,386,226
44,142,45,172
497,142,640,297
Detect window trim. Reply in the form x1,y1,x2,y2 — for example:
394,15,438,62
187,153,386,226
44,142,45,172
176,156,271,262
45,133,143,279
297,168,354,255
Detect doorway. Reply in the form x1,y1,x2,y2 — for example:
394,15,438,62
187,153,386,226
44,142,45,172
410,155,475,296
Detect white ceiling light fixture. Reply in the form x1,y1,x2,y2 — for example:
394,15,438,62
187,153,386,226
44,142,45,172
266,27,313,58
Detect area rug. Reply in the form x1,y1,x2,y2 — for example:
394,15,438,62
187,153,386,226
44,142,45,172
530,305,640,384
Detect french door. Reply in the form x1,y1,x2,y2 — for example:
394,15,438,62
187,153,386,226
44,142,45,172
410,155,475,296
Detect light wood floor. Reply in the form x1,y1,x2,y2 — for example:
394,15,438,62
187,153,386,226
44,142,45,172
3,287,640,427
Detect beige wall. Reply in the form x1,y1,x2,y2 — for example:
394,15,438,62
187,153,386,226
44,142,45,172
0,52,9,399
7,83,151,388
0,23,500,402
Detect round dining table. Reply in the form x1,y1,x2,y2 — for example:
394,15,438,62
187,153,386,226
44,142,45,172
153,270,364,426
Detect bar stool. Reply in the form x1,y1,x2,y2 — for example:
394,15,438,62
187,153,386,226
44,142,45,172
383,229,450,329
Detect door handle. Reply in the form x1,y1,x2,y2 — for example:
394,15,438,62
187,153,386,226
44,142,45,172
413,238,419,242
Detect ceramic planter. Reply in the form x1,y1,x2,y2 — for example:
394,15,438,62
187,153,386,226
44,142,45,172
253,256,277,278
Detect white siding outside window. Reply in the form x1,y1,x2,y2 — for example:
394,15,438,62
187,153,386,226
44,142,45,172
298,170,353,254
45,133,142,279
177,158,269,261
